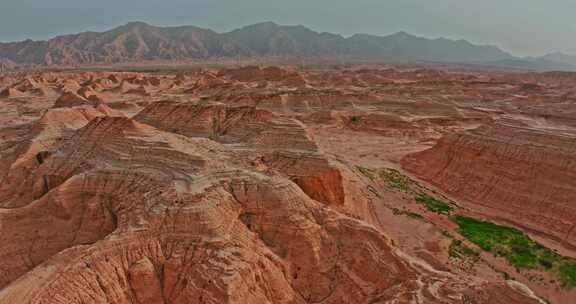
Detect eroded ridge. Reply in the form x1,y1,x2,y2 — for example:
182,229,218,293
2,66,575,303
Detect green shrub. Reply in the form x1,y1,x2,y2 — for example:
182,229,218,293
453,216,576,289
392,208,423,219
415,193,453,215
453,216,539,268
356,166,376,180
449,239,480,260
379,168,411,190
356,167,411,191
559,262,576,288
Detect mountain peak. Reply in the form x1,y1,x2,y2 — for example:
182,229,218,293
122,21,152,29
391,31,415,38
255,21,279,26
245,21,279,29
539,52,576,67
0,21,520,67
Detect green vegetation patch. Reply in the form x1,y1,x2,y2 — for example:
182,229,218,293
449,239,480,260
379,168,411,191
357,166,376,181
559,262,576,288
356,167,411,191
392,208,423,219
453,216,543,268
453,216,576,289
415,193,453,215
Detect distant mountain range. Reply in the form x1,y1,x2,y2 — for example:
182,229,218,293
0,21,574,71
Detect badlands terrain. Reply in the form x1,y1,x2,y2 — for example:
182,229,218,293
0,65,575,303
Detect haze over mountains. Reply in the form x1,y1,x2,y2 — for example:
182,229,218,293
0,21,573,70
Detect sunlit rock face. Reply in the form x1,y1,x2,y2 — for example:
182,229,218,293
1,66,570,304
403,120,576,247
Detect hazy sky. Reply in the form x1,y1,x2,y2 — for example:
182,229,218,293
1,0,574,56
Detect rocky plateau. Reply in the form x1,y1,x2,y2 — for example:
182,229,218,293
1,65,575,303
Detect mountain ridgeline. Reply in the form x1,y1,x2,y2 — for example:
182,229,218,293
0,21,516,66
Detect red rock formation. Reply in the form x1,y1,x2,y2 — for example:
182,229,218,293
403,120,576,247
0,87,27,98
218,66,306,86
0,104,123,208
0,68,561,304
0,113,540,303
261,152,345,206
135,100,318,151
53,91,96,108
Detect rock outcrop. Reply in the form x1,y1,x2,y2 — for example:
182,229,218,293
403,120,576,247
0,67,566,304
134,100,318,152
0,115,485,303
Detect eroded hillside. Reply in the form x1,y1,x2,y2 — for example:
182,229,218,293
1,65,575,303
